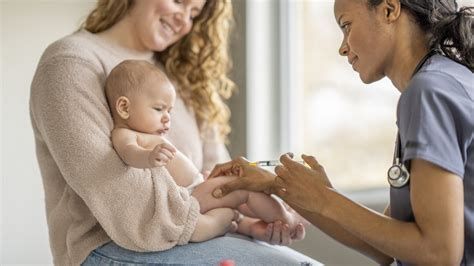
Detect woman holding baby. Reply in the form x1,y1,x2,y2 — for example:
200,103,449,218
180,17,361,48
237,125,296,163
30,0,315,265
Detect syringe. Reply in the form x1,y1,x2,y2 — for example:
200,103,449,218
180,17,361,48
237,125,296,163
249,160,305,167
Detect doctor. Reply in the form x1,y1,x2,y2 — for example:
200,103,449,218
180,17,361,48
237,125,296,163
210,0,474,264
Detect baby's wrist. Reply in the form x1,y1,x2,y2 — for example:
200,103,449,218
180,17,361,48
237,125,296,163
148,155,162,167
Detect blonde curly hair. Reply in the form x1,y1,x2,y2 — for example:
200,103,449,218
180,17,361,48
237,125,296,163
83,0,236,141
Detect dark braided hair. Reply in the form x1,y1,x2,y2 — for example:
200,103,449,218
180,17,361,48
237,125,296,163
368,0,474,71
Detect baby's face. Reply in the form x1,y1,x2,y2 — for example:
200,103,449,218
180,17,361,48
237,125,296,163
126,78,176,135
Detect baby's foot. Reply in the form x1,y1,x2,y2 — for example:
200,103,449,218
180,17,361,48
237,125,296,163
248,218,298,241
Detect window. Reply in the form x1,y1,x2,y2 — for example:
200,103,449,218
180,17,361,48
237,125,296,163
282,1,398,191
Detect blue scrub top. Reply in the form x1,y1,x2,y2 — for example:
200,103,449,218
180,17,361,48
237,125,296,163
391,55,473,266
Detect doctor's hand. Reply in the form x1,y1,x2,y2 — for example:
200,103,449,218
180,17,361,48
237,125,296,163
210,156,276,197
273,153,333,213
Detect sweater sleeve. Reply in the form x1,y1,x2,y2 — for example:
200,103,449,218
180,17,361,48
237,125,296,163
30,53,199,252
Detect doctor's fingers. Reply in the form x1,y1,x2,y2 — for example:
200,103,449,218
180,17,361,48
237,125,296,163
212,178,249,198
208,156,249,179
302,154,323,171
208,160,235,178
274,165,291,181
273,175,289,190
272,176,290,200
279,153,303,170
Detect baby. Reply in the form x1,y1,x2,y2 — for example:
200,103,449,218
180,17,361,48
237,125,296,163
105,60,297,240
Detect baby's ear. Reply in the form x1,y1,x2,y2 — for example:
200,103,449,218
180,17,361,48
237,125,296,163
116,96,130,119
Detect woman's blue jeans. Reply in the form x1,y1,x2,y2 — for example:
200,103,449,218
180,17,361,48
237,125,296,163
81,234,321,265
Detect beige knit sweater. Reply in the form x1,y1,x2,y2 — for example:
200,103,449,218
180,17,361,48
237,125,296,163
29,30,230,266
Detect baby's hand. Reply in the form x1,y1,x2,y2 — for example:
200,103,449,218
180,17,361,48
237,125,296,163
149,142,177,167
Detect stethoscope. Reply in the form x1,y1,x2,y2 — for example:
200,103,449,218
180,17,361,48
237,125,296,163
387,50,437,188
387,133,410,188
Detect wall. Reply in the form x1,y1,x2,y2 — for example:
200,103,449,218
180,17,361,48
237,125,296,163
227,0,247,159
1,1,96,264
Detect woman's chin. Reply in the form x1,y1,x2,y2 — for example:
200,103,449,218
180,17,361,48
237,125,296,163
150,44,167,52
151,34,182,52
147,37,171,52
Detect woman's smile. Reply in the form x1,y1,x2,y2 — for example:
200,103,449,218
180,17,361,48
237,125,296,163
160,19,177,38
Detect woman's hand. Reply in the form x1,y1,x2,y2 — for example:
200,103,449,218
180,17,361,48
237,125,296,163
210,157,276,197
273,153,333,213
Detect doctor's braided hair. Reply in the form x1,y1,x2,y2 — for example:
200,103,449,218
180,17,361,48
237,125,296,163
368,0,474,71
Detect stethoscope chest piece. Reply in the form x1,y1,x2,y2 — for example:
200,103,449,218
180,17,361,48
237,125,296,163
387,163,410,188
387,132,410,188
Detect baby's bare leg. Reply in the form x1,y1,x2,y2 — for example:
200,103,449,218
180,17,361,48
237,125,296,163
191,177,293,226
192,176,248,213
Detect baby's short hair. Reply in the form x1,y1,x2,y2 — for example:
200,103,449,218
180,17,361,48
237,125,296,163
105,60,169,117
